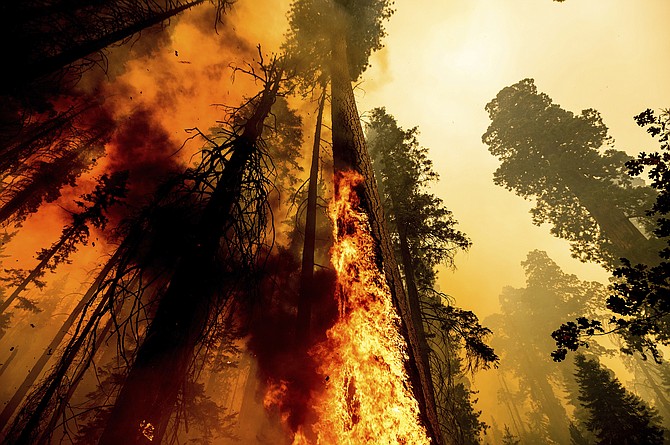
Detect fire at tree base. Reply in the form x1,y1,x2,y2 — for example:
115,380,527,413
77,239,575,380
265,171,431,445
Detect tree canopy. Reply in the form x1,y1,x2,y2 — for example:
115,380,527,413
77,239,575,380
284,0,394,83
574,354,666,445
483,78,659,268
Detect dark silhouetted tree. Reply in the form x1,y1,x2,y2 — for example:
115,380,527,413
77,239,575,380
0,170,128,316
95,55,288,445
574,354,666,445
0,0,233,98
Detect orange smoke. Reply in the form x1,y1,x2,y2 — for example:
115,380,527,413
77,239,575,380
288,171,431,444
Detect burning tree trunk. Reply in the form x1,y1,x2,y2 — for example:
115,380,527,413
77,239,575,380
329,33,442,444
96,61,284,445
296,85,327,345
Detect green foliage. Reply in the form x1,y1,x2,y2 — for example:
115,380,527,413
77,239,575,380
574,354,666,444
284,0,394,83
553,109,670,362
483,78,658,268
366,107,471,283
365,107,493,445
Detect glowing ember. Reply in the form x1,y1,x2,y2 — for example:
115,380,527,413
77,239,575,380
139,420,155,441
293,171,431,444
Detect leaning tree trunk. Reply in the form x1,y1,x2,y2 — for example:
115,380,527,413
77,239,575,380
0,224,80,315
563,170,659,267
397,222,435,377
96,71,282,445
295,85,327,345
0,251,120,435
329,33,443,445
3,0,206,92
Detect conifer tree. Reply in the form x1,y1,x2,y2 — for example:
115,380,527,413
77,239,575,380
574,354,666,445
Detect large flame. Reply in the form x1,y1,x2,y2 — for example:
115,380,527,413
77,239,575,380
290,171,431,444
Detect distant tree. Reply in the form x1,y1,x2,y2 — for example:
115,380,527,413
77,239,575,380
487,250,607,444
552,109,670,362
483,78,660,269
501,426,521,445
574,354,666,444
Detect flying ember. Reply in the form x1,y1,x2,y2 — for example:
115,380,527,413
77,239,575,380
291,171,431,445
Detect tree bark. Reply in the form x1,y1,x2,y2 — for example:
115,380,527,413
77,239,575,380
295,85,327,345
562,170,659,266
96,70,282,445
329,33,443,445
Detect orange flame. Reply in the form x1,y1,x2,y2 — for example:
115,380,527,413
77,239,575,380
291,171,431,444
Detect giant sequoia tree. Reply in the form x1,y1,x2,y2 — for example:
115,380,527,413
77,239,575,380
286,0,443,441
483,78,660,269
552,109,670,361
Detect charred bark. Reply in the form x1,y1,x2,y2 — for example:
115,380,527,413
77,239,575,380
329,33,443,445
295,85,327,345
96,67,283,445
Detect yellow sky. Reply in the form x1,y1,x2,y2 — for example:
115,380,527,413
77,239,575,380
355,0,670,318
349,0,670,428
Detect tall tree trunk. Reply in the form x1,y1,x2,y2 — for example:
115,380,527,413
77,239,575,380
3,246,135,445
97,70,282,445
0,346,19,378
329,33,443,445
636,359,670,420
35,296,126,445
295,85,327,345
521,350,570,445
3,0,206,92
563,170,658,266
397,223,434,381
498,373,527,437
0,251,119,434
0,224,80,315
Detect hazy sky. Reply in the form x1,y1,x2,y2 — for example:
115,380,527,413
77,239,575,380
352,0,670,318
346,0,670,425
